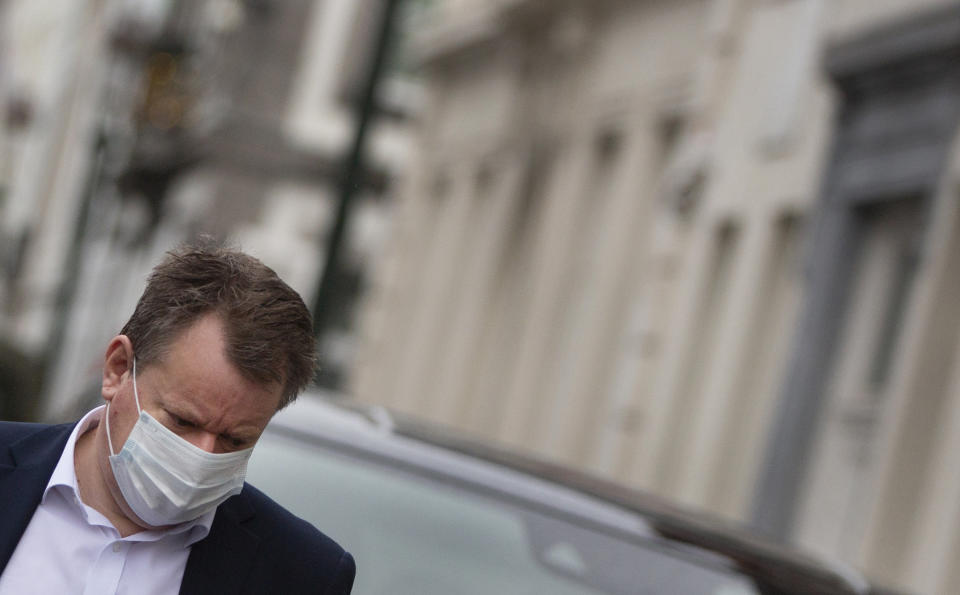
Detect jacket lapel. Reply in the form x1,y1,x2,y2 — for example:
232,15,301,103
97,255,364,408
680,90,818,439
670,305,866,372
179,489,260,595
0,423,74,572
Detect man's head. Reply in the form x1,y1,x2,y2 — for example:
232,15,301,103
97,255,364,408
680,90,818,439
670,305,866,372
119,241,316,409
89,242,316,531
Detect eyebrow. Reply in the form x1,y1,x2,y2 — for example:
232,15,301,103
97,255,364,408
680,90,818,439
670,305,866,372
221,429,257,444
161,401,257,443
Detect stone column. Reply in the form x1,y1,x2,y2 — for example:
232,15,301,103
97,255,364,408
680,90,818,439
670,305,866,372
627,214,724,495
429,150,525,427
539,113,659,465
391,160,476,414
902,307,960,594
495,129,595,447
676,213,772,508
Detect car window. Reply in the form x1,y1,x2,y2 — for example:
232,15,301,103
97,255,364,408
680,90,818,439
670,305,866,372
247,433,762,595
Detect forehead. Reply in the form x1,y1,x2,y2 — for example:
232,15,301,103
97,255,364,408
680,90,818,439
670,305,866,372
147,314,283,426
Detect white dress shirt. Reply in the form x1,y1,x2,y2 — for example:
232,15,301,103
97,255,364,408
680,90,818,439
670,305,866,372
0,406,215,595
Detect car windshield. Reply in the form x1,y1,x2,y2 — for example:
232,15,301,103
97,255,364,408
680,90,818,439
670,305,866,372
247,432,764,595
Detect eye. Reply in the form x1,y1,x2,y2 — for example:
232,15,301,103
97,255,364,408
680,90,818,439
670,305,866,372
223,435,247,448
171,414,194,428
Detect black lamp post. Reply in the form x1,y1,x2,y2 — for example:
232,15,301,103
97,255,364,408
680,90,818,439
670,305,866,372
312,0,403,387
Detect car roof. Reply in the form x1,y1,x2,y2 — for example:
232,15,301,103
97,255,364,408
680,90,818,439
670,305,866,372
267,393,876,595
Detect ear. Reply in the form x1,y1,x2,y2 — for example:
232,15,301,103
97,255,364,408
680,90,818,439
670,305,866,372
102,335,134,403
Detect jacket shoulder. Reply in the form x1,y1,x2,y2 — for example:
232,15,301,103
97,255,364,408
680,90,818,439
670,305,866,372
0,422,59,464
241,482,348,552
236,483,356,593
0,421,76,469
0,421,55,443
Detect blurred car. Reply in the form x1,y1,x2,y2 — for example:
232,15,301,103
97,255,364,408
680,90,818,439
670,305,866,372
246,394,903,595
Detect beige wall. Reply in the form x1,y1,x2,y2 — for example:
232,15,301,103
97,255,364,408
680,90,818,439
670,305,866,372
352,1,960,592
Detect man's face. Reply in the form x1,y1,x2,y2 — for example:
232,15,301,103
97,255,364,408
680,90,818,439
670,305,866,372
98,313,283,526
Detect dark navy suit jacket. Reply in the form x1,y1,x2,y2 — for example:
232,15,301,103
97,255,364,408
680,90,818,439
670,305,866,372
0,421,355,594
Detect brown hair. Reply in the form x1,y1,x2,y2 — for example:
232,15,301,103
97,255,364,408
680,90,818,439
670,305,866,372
120,240,316,408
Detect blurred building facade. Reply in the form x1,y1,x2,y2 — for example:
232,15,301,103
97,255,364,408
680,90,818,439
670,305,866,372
352,0,960,592
0,0,418,420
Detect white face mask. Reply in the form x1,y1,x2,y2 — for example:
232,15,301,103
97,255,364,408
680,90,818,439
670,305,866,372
106,359,253,527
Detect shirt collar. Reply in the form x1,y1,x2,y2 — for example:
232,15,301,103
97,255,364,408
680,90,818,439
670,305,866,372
46,405,215,547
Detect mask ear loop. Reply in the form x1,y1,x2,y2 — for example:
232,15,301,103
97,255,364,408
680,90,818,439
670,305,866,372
106,357,140,456
131,358,142,411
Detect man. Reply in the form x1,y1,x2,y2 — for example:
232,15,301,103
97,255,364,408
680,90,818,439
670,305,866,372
0,243,356,594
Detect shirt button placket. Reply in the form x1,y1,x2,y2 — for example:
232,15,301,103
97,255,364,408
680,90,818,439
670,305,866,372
81,542,126,595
